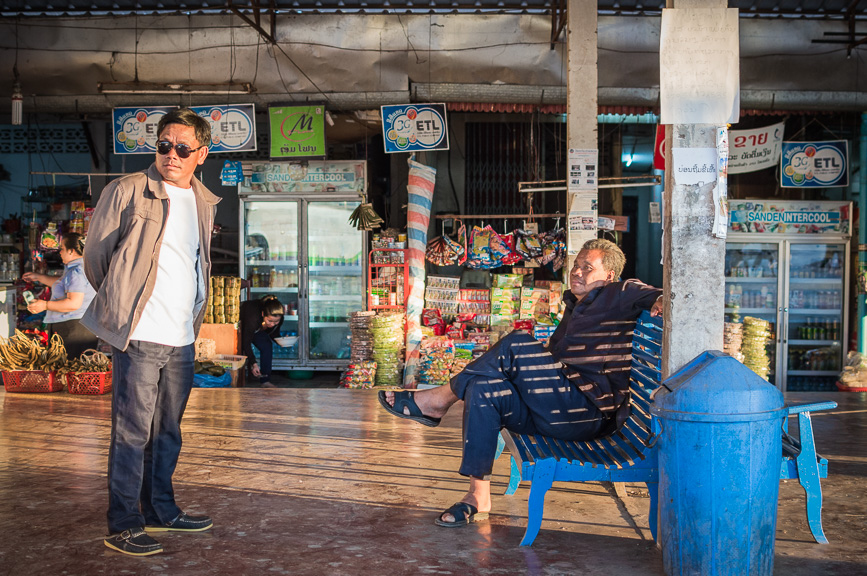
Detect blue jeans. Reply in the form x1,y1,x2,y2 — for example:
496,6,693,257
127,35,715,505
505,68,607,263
251,330,273,383
449,331,604,479
107,341,195,533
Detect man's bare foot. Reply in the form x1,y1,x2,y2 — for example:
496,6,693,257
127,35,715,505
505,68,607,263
382,386,457,420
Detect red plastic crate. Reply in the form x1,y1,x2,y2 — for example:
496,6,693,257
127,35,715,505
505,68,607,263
65,371,112,395
2,370,62,393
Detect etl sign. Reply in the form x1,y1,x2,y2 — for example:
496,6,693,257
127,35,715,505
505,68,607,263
781,140,849,188
381,103,449,153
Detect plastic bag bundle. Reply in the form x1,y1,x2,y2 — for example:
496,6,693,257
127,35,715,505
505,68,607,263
465,226,511,270
443,234,465,262
426,236,456,266
341,361,377,389
742,316,772,380
500,232,523,266
370,312,405,387
515,229,543,260
723,322,744,363
539,228,567,271
418,337,455,387
349,311,376,362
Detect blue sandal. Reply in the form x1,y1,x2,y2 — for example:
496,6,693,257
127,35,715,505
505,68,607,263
435,502,489,527
378,390,441,428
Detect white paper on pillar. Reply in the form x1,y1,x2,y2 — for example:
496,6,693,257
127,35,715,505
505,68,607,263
672,147,717,187
659,8,740,125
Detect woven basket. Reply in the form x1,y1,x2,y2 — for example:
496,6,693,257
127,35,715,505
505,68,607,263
2,370,62,393
65,371,112,395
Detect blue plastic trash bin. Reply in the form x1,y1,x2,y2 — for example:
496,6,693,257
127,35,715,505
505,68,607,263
651,350,785,576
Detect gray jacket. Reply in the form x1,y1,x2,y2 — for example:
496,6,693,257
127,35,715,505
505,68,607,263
81,164,221,351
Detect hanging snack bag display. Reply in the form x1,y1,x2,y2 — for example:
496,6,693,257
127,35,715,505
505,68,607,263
425,236,454,267
515,228,543,261
500,232,523,266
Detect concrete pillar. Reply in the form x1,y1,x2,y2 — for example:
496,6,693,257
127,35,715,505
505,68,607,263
661,0,728,377
662,125,726,376
565,0,598,275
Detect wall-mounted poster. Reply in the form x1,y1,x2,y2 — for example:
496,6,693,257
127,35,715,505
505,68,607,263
269,103,326,159
113,104,257,154
381,104,449,153
112,107,174,154
781,141,848,188
194,105,256,153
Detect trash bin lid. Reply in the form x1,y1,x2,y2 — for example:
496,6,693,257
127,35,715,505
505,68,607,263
650,350,785,423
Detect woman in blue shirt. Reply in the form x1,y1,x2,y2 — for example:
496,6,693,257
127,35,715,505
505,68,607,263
23,233,97,358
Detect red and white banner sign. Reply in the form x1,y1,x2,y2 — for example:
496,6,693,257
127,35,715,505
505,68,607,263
728,121,785,174
653,125,666,171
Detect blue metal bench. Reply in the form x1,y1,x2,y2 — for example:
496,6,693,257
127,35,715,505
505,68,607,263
498,311,837,546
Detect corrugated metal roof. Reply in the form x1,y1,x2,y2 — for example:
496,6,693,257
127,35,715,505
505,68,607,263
0,1,864,19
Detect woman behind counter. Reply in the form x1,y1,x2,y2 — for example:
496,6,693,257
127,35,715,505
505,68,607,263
240,294,284,388
23,232,97,357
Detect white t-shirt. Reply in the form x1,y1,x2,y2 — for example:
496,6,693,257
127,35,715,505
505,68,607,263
130,183,199,346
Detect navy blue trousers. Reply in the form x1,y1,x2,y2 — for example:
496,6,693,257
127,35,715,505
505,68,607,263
107,341,195,533
251,330,274,384
449,331,605,479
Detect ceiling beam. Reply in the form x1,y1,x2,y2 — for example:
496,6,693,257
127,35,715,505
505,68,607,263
227,0,277,45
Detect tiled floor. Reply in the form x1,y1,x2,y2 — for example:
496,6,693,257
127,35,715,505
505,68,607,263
0,388,864,575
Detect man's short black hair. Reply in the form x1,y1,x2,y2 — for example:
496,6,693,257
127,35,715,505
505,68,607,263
157,108,211,147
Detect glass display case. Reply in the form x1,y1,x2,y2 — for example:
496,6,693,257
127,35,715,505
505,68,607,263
725,242,780,385
784,243,845,392
241,198,364,368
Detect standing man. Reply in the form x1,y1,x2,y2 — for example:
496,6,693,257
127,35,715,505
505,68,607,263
83,108,220,556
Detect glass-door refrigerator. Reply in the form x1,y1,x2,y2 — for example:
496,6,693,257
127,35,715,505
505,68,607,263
239,160,367,371
727,200,851,392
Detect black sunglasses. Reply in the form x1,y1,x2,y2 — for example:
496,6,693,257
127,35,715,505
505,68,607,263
156,140,205,159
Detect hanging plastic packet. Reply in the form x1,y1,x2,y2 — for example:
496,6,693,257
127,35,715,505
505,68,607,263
40,222,59,250
456,220,468,265
465,225,507,270
500,232,522,266
426,236,454,266
515,229,543,260
540,228,567,272
443,234,465,264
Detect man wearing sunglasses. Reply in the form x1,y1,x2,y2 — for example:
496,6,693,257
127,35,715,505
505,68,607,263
82,108,221,556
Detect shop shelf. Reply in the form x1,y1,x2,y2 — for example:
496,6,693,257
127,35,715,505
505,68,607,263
308,294,362,301
724,277,778,283
787,309,841,315
249,287,298,293
789,277,842,284
246,259,299,267
787,370,840,377
309,266,362,274
789,339,839,346
724,307,776,314
310,322,349,327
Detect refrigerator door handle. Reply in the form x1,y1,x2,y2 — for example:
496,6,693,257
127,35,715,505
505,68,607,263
781,307,788,344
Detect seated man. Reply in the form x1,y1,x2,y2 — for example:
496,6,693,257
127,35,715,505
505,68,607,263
379,238,663,527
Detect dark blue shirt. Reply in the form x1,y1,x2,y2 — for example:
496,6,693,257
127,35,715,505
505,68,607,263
548,279,662,417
